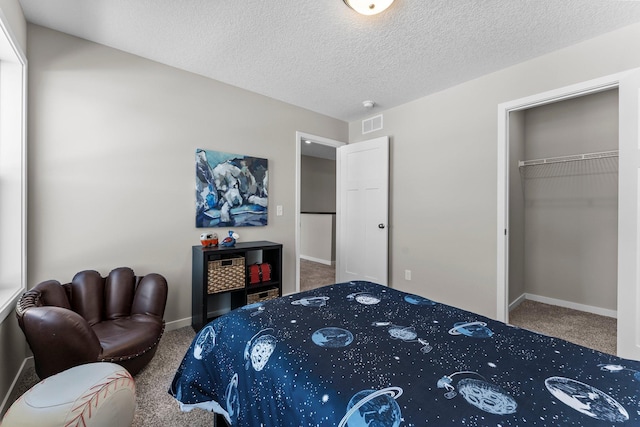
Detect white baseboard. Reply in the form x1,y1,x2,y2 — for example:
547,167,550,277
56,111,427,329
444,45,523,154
166,311,232,332
509,293,617,319
165,317,192,331
508,293,527,312
1,356,33,416
300,255,334,266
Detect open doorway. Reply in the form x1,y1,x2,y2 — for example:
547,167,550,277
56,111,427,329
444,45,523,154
507,89,619,355
295,132,346,292
497,69,640,360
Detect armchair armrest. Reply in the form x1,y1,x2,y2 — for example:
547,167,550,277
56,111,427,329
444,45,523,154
21,306,102,378
131,273,168,319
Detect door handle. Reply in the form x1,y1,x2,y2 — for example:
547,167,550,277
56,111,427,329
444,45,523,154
378,224,385,229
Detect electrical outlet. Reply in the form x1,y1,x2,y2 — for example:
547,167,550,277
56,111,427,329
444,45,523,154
276,205,283,216
404,270,411,280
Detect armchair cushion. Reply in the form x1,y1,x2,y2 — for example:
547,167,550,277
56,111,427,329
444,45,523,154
16,267,168,379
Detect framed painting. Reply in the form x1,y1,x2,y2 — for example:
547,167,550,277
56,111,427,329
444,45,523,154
196,149,268,227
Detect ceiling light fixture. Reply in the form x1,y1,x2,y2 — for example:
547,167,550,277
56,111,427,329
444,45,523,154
343,0,395,15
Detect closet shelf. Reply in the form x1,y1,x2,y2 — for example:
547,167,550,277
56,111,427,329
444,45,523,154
519,150,618,168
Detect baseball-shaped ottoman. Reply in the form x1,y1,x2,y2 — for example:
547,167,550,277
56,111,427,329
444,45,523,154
1,362,135,427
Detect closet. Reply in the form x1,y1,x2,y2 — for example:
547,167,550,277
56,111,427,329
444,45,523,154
508,89,619,318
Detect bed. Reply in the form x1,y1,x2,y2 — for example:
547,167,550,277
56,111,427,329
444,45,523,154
169,281,640,426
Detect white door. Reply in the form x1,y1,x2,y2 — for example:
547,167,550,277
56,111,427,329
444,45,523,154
617,69,640,360
336,136,389,285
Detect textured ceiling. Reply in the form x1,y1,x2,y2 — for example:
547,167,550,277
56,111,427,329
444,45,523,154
17,0,640,121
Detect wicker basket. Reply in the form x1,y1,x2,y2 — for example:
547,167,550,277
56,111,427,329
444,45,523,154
247,288,279,304
207,256,245,294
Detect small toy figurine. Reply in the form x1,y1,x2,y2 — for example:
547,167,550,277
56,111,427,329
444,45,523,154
221,230,239,247
200,232,219,247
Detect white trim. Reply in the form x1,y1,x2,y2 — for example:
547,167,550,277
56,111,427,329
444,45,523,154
616,69,640,359
0,8,27,324
0,357,32,415
496,70,636,324
294,132,345,294
300,255,333,266
497,102,508,322
165,317,193,331
0,9,26,64
0,288,24,325
508,293,527,312
509,293,617,319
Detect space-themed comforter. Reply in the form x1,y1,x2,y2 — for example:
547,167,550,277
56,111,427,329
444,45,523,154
169,281,640,426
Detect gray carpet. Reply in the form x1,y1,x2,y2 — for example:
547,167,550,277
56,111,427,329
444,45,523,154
509,299,617,355
10,326,213,427
300,259,335,291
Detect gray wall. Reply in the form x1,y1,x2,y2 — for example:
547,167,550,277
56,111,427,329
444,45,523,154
0,0,28,414
26,24,347,326
348,22,640,318
1,21,347,409
300,155,336,263
520,90,618,310
300,155,336,213
300,213,336,263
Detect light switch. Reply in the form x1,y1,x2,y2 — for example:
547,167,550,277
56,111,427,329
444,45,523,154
276,205,283,216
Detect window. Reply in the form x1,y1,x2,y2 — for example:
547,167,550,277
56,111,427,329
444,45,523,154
0,13,27,323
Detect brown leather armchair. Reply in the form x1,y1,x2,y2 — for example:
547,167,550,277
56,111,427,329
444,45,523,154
16,267,168,379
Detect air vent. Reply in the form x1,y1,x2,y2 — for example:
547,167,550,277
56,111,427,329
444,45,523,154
362,114,383,134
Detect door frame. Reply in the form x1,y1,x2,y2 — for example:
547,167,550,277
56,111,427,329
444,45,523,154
497,69,640,357
295,131,346,293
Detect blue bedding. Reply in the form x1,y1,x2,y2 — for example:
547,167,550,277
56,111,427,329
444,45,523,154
169,281,640,426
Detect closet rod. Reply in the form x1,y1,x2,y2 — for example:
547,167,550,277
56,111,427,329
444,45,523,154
518,150,619,168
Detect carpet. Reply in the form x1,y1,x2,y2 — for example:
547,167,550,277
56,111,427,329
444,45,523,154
300,259,335,292
509,299,616,355
9,327,212,427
